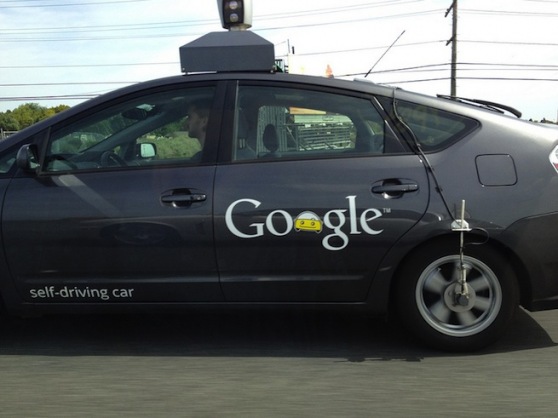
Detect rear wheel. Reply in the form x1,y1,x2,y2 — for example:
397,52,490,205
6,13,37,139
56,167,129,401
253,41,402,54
395,241,518,351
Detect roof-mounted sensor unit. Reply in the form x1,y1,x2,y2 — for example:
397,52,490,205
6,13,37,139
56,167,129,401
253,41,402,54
180,31,275,73
218,0,253,31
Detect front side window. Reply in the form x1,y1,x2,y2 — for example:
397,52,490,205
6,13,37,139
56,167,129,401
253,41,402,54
232,86,391,162
44,86,216,172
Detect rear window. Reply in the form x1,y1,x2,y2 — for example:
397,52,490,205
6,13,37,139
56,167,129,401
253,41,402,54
396,101,478,150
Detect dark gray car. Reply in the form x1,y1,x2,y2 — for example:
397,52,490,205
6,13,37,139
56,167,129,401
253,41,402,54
1,66,557,351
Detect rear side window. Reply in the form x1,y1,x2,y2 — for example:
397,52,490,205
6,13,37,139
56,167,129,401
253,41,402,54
232,85,396,162
396,101,478,150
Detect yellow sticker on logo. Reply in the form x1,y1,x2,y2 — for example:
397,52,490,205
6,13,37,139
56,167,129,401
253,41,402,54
294,211,323,233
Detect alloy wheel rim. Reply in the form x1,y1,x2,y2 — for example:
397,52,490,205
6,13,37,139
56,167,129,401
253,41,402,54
415,255,503,337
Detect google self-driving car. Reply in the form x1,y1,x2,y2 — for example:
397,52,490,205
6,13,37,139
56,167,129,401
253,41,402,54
1,23,558,351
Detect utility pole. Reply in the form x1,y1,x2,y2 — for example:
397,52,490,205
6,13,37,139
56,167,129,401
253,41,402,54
445,0,458,97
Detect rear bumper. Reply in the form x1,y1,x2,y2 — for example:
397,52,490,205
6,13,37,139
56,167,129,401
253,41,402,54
501,212,558,312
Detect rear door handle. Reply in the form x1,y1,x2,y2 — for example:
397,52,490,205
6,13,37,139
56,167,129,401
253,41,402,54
372,183,419,194
372,179,419,198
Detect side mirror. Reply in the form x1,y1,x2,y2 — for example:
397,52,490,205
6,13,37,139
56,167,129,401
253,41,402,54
16,144,40,173
137,143,157,159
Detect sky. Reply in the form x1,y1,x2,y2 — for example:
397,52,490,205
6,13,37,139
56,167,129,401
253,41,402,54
1,0,557,121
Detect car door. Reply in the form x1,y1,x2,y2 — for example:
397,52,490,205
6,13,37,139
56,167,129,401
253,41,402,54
213,83,430,302
3,83,225,303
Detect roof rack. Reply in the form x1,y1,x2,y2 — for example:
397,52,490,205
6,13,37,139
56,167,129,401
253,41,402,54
437,95,522,118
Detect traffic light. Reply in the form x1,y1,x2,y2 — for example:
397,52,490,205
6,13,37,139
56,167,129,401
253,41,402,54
218,0,253,30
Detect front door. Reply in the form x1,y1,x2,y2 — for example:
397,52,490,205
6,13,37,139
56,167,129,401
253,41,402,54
3,84,224,304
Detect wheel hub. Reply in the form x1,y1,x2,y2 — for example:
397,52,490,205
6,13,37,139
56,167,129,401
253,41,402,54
443,282,477,313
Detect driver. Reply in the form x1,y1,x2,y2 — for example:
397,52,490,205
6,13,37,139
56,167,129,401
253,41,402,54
186,99,211,149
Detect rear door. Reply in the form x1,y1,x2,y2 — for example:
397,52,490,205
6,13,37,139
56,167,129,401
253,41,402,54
214,82,429,302
3,83,225,304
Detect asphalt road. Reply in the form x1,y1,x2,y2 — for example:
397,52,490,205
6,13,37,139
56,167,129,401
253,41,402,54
1,307,557,417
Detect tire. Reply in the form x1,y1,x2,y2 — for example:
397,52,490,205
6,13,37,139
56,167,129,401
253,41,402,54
395,241,518,351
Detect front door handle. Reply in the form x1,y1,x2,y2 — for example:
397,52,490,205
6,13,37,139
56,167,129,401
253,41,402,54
161,189,207,207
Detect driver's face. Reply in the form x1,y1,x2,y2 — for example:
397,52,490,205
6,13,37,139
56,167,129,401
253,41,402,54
186,108,207,141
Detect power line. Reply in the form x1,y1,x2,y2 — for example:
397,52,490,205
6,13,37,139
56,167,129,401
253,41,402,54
1,81,137,87
460,62,558,69
369,62,558,74
339,74,558,83
2,3,553,37
4,61,556,71
0,7,442,42
2,61,555,79
287,40,445,58
3,75,557,103
396,76,558,84
461,40,558,47
0,19,217,34
0,95,98,102
0,62,176,69
5,16,448,42
0,1,426,35
461,8,558,17
256,0,427,20
0,0,150,8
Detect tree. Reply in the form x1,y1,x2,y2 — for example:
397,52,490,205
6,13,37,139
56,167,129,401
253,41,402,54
51,104,71,115
11,103,49,128
0,112,20,131
0,103,71,131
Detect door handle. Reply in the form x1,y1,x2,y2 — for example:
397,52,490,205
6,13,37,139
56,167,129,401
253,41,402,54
372,179,418,198
372,183,418,194
161,189,207,207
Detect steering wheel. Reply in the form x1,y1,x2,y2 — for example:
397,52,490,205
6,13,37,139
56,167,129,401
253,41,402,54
100,151,127,167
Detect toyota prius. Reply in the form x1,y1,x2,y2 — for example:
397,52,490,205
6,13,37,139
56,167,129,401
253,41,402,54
1,29,558,351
